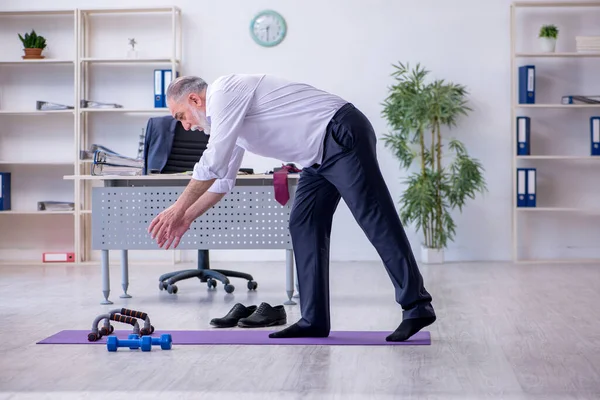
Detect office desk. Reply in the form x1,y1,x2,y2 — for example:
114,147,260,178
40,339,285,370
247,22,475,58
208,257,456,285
64,174,298,305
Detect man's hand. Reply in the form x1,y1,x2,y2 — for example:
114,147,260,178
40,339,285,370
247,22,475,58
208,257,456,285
147,178,216,249
148,204,192,249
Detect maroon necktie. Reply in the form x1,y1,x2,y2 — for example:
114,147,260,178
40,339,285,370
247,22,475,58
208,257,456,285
273,164,301,205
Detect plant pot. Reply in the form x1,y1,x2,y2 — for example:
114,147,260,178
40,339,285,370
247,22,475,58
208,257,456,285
22,48,44,59
421,245,444,264
538,37,556,53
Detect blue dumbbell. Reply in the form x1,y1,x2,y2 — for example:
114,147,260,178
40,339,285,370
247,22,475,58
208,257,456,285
106,334,172,352
130,334,172,350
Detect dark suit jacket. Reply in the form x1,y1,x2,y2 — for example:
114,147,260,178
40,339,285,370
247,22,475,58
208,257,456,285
142,115,178,175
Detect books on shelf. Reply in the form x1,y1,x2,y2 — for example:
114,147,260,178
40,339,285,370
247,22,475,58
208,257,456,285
576,36,600,53
37,201,74,211
562,95,600,105
516,168,536,208
36,101,73,111
80,100,123,109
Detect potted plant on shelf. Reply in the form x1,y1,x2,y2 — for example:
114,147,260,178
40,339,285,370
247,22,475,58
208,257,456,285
381,62,487,264
538,24,558,53
18,30,47,59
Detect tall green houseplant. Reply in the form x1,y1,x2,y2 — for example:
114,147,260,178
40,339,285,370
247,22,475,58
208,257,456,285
381,62,486,261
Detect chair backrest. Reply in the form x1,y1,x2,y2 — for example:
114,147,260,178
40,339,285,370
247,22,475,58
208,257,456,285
161,121,209,174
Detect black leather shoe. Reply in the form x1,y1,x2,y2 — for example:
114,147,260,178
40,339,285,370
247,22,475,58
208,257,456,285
210,303,257,328
237,302,287,328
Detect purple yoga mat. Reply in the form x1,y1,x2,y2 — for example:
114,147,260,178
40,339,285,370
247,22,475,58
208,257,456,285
37,329,431,346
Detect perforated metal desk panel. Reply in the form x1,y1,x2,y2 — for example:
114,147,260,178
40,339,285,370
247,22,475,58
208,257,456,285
68,174,299,304
92,176,296,250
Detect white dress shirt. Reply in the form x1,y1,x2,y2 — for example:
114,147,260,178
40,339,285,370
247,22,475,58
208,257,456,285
197,74,348,193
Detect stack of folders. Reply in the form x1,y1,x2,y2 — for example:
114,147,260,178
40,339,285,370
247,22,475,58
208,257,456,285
516,168,537,207
91,150,143,176
576,36,600,53
516,116,531,155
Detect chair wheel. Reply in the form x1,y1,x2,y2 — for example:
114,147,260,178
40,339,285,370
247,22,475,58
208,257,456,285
207,279,217,289
167,284,178,294
224,284,235,294
247,281,258,290
159,281,168,291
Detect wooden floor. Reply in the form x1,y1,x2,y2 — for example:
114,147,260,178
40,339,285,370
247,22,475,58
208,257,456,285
0,259,599,399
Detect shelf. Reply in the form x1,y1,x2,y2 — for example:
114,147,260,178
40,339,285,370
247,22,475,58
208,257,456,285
515,104,600,108
516,155,600,160
0,9,75,16
0,161,74,165
515,52,600,57
516,258,600,264
0,110,74,115
0,260,93,266
79,6,181,14
80,108,170,114
80,57,179,65
516,207,600,213
0,60,74,65
0,6,182,265
0,210,74,215
510,2,600,263
513,2,600,7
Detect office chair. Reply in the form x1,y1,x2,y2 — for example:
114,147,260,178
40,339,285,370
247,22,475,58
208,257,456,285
144,115,257,295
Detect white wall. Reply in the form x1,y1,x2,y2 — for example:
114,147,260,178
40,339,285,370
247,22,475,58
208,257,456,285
1,0,599,263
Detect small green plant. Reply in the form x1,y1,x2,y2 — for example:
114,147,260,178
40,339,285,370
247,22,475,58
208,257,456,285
539,24,559,39
18,30,47,49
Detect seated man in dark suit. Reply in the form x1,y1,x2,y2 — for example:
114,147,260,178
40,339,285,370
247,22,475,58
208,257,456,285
143,115,209,175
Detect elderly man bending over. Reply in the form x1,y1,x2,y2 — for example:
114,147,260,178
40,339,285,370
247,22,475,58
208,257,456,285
148,74,436,341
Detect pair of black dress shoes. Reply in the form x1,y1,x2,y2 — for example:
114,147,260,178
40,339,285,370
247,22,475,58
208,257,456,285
210,302,287,328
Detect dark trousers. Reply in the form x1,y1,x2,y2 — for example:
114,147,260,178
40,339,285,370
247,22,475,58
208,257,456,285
289,103,435,333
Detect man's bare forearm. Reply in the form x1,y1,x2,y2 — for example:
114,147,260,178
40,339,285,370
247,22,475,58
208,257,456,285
174,178,216,212
184,191,226,223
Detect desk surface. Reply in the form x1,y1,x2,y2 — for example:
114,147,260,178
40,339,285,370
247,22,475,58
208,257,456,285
63,173,299,182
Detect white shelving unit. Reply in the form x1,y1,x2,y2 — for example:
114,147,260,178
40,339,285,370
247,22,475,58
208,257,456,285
76,6,182,263
0,6,182,265
510,1,600,263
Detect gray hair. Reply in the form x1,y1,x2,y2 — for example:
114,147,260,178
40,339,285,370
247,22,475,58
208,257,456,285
166,75,208,103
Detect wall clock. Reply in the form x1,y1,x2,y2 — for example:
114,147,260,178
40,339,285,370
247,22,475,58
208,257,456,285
250,10,287,47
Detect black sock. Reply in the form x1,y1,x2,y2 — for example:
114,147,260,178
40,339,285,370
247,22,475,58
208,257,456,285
268,322,329,338
386,316,436,342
